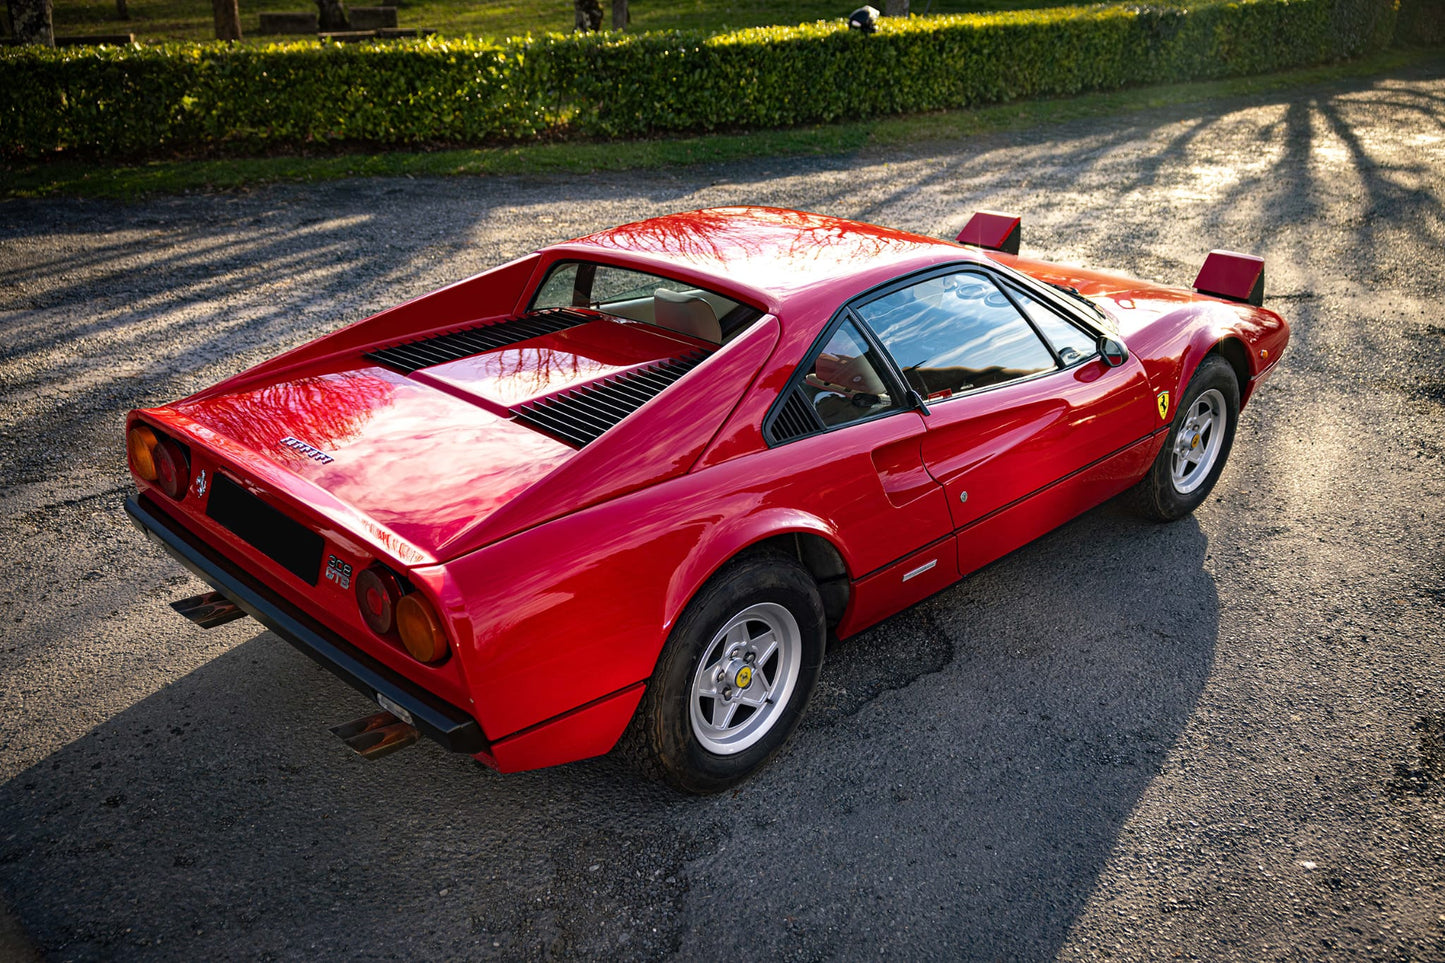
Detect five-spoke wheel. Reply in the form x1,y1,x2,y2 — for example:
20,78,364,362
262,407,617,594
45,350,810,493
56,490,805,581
1132,354,1241,521
1170,387,1227,495
688,602,801,755
633,552,825,794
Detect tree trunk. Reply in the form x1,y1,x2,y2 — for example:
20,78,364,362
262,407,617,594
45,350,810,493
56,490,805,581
884,0,909,14
212,0,241,39
573,0,601,31
10,0,54,45
611,0,628,30
116,0,129,20
316,0,348,31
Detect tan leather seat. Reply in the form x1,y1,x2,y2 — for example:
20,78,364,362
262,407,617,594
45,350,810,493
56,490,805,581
654,288,721,343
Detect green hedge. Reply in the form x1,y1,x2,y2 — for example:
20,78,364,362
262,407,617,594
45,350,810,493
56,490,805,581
0,0,1403,159
1396,0,1445,44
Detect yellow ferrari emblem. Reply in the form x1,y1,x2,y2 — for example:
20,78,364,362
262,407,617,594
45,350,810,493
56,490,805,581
1157,391,1171,420
735,665,753,689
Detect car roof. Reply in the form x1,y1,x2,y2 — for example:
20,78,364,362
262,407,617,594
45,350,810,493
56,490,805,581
547,207,980,313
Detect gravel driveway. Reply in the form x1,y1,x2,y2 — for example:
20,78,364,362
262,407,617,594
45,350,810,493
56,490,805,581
1,57,1443,961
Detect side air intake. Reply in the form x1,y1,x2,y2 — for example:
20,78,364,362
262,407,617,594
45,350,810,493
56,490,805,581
364,309,592,374
765,389,823,444
512,352,709,448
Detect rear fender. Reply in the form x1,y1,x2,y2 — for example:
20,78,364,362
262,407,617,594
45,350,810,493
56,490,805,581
660,509,847,638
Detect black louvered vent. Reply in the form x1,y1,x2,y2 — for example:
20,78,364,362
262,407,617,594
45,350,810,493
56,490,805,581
513,352,709,448
364,309,592,374
766,389,822,444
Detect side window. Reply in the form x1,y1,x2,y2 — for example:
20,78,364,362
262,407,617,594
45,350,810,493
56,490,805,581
1000,279,1099,366
856,271,1056,400
800,319,898,428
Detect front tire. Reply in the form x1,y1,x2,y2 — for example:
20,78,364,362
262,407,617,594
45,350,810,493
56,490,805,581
1131,353,1241,521
635,551,825,794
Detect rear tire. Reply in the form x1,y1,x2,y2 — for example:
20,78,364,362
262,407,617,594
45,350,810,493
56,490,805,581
1131,354,1240,521
634,551,825,794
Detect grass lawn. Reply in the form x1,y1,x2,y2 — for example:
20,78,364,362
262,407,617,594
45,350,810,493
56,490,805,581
6,48,1436,200
49,0,1094,43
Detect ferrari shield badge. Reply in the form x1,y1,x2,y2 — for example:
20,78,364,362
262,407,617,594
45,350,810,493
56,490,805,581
1157,391,1171,420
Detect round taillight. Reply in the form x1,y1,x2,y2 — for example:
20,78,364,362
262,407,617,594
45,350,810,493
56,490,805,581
127,425,160,481
152,438,190,500
396,593,449,664
355,567,403,635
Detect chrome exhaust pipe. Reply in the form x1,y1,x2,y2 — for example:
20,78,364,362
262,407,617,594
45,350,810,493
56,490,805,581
330,711,419,759
170,590,246,629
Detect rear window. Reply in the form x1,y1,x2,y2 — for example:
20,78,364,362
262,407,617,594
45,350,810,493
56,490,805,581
531,261,761,344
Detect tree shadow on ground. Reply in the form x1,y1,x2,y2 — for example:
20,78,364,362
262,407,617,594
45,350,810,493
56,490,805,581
0,498,1216,961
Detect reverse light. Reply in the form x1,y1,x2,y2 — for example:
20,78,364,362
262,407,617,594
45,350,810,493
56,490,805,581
127,425,160,481
396,593,449,664
152,438,190,500
355,567,404,635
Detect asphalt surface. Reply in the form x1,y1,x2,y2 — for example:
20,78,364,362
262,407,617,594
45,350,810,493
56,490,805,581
2,57,1443,961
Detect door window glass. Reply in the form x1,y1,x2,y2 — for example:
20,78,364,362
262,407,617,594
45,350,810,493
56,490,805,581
802,320,897,427
1000,280,1099,366
857,272,1056,400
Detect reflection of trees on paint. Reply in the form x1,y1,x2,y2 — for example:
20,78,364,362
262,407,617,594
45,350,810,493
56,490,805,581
183,373,394,450
487,347,589,402
583,207,934,273
589,209,737,263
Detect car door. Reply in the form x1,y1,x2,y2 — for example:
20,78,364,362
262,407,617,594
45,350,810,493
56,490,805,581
762,314,960,634
853,267,1159,575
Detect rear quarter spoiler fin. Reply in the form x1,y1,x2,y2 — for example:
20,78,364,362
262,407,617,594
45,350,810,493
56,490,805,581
956,211,1021,255
1194,250,1264,306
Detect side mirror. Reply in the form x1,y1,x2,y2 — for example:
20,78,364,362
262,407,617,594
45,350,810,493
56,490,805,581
1100,338,1128,368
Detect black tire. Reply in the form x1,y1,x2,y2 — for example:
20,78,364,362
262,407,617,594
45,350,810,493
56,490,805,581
1131,353,1241,522
633,551,825,794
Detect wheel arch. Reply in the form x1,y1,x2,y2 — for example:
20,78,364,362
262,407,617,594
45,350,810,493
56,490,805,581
662,512,853,640
1209,336,1250,398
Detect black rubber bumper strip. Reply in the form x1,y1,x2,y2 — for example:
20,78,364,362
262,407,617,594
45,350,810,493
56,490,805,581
125,494,488,755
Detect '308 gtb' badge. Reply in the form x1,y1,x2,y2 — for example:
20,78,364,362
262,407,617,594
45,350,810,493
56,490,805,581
1156,391,1171,420
325,555,353,590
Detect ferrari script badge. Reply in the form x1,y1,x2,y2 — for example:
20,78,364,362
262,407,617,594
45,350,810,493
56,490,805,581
735,666,753,689
1156,391,1171,420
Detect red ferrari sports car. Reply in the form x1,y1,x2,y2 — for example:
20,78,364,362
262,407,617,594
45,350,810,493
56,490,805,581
125,207,1287,792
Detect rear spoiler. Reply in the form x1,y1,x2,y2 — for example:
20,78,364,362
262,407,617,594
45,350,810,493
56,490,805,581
956,211,1021,255
1194,250,1264,306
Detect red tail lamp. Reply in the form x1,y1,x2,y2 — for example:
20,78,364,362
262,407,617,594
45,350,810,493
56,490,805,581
396,593,449,664
127,425,160,481
152,438,191,500
355,567,404,635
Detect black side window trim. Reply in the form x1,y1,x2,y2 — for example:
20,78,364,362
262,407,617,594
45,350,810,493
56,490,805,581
761,311,912,448
761,260,1107,446
853,266,1066,400
993,275,1101,370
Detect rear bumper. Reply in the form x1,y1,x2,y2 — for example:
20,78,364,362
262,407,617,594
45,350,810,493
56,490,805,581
125,493,488,755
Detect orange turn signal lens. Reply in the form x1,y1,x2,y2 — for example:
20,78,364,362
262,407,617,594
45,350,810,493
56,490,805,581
396,593,449,664
127,425,159,481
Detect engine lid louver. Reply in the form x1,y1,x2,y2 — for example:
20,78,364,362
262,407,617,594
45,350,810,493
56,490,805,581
364,309,592,374
512,351,709,448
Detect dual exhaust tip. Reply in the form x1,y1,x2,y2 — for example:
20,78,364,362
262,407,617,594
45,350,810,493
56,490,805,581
171,590,421,760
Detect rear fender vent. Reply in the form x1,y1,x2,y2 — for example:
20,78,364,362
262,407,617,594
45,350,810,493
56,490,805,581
513,351,709,448
765,389,822,445
364,309,592,374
